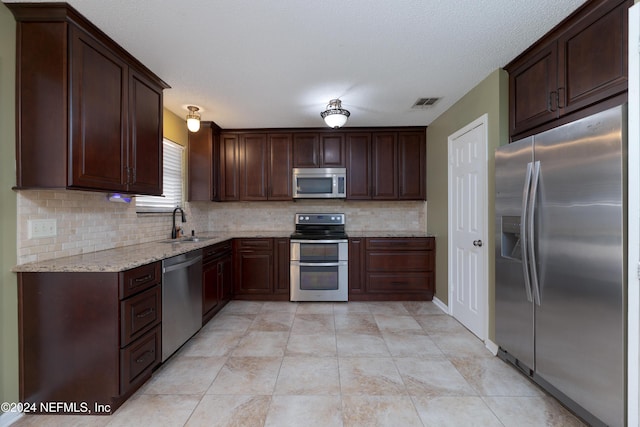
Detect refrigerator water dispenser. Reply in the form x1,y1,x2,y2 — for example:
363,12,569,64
500,216,522,260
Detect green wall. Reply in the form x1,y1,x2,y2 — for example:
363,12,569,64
163,107,188,147
0,2,18,407
426,69,509,340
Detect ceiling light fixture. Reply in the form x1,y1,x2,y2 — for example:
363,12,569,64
321,99,350,128
186,105,201,132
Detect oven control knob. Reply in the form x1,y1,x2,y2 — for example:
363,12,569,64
305,216,310,220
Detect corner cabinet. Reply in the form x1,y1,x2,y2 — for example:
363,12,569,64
18,262,162,414
506,0,632,138
9,3,169,195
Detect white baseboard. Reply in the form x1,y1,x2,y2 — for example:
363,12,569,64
485,338,499,356
432,296,449,314
0,411,22,427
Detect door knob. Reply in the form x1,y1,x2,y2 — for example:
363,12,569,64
473,240,483,247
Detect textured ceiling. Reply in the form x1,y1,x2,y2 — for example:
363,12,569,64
7,0,588,128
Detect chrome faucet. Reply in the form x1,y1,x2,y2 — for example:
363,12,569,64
171,207,186,239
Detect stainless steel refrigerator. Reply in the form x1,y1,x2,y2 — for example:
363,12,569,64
495,104,627,427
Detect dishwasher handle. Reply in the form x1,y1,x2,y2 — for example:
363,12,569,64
163,255,202,273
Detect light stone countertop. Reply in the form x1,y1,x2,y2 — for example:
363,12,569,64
13,230,435,273
13,231,286,273
346,231,435,238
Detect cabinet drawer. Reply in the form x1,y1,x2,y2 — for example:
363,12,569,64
367,251,433,272
120,262,161,299
121,285,161,347
203,241,232,261
120,325,160,395
367,272,433,293
366,237,434,250
234,238,273,251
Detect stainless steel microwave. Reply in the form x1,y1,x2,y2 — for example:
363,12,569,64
292,167,346,199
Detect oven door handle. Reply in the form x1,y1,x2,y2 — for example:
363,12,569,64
293,262,348,267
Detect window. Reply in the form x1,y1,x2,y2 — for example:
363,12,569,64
136,139,184,213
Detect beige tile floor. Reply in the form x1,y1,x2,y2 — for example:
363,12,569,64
12,301,585,427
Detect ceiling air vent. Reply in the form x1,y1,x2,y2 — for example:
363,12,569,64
411,97,440,109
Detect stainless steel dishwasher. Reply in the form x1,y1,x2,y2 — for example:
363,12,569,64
162,250,202,361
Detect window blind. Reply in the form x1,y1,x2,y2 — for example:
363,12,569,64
136,139,184,213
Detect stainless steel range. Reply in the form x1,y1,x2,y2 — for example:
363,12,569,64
290,213,348,302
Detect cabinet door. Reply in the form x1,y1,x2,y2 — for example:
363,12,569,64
220,254,233,302
293,133,320,167
371,133,398,199
348,238,366,295
233,239,274,295
508,42,558,137
398,131,426,200
188,125,214,201
269,133,293,200
320,133,345,167
128,70,163,195
557,0,629,115
239,133,268,200
274,238,290,295
69,27,127,191
202,261,220,316
220,133,239,201
234,251,273,294
346,133,372,199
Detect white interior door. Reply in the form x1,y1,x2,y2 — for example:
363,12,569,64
448,115,488,340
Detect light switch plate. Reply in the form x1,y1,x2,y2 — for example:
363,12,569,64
28,219,57,239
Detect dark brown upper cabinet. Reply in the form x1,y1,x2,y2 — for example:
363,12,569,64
506,0,631,138
9,3,169,195
347,129,426,201
187,122,218,202
189,127,425,202
189,130,292,202
239,133,269,200
398,131,426,200
293,132,345,167
268,133,294,200
346,133,372,199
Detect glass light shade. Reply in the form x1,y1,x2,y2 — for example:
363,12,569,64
323,113,349,128
187,117,200,132
186,106,201,132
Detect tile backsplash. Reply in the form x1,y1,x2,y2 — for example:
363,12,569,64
16,190,426,264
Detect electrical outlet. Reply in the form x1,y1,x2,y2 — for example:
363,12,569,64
28,219,57,239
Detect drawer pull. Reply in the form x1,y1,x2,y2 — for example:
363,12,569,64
391,281,409,286
135,350,155,364
134,274,152,283
136,308,155,318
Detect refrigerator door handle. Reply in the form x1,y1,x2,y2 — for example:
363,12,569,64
528,160,542,306
520,162,534,303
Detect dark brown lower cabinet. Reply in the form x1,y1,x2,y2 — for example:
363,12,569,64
18,262,162,414
202,240,233,325
233,238,289,300
348,237,435,301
